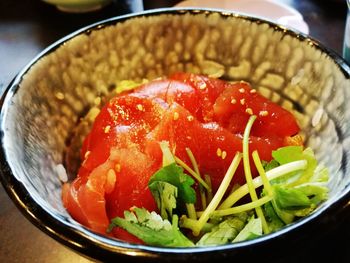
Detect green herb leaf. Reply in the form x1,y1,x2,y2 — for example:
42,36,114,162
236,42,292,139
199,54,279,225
269,183,327,222
262,159,280,172
294,183,328,206
263,200,285,232
233,216,262,242
196,213,248,246
273,185,312,209
148,181,177,220
262,146,329,227
272,146,304,164
149,163,196,205
108,207,194,247
271,146,318,186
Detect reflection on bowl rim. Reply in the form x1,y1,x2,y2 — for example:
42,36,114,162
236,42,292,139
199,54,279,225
0,7,350,262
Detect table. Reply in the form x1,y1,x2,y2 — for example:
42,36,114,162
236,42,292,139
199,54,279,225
0,0,349,262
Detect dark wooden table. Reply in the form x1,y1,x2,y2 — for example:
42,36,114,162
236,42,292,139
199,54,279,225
0,0,349,262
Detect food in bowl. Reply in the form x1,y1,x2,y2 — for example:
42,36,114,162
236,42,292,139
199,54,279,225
62,72,329,247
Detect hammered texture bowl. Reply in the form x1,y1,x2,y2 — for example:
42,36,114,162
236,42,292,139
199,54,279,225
0,8,349,262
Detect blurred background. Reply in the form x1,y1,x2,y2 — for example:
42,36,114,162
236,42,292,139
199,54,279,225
0,0,349,262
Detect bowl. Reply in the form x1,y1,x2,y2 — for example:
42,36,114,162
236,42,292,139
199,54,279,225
0,8,350,262
42,0,112,13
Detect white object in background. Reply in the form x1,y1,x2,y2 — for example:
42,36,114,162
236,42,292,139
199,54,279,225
174,0,309,34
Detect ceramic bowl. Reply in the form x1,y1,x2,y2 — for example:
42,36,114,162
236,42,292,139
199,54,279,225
0,8,349,263
42,0,112,13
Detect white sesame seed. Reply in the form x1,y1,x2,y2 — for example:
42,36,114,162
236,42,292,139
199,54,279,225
239,88,245,93
221,151,227,160
115,164,121,172
231,99,237,104
107,169,117,188
246,108,253,115
187,115,194,121
84,151,91,159
250,89,257,94
216,148,222,157
137,104,144,111
104,125,111,133
199,82,207,90
240,98,245,105
56,164,68,183
259,110,269,117
173,112,179,120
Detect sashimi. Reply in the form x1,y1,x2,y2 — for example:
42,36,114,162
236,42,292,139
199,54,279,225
213,80,300,137
148,102,285,191
79,95,165,178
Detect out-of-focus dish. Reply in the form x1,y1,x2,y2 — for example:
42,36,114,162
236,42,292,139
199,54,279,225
175,0,309,34
0,8,349,263
42,0,112,13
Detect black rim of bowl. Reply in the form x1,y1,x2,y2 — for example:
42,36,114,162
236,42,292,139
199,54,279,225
0,7,350,261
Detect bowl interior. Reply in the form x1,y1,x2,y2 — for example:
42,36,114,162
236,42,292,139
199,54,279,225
1,8,350,259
